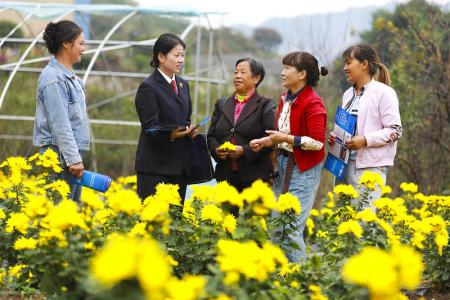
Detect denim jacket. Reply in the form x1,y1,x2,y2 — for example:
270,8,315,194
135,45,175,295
33,57,90,166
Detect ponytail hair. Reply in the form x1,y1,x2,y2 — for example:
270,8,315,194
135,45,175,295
377,63,391,86
342,43,391,86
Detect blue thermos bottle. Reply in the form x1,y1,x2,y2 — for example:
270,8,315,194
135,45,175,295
73,170,112,193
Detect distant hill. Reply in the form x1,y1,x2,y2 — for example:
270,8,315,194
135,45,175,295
233,3,396,65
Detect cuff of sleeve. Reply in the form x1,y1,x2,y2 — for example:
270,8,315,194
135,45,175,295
65,154,82,167
294,135,303,147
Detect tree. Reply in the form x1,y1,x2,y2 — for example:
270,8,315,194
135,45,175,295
360,0,449,193
253,27,282,52
0,20,24,38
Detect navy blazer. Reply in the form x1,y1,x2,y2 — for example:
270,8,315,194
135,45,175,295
135,69,192,175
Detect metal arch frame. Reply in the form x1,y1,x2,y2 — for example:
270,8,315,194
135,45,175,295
0,4,41,49
82,10,137,84
0,7,228,154
0,9,75,111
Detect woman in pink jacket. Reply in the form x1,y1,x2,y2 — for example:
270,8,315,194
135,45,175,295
328,43,402,204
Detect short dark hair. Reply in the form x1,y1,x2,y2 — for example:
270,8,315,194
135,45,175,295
151,33,186,68
235,58,265,87
282,51,328,87
43,20,82,55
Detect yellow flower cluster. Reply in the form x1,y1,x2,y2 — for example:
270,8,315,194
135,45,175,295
216,239,288,284
28,148,63,173
91,234,204,300
333,184,359,199
13,237,38,250
201,204,224,224
400,182,418,193
276,193,301,214
309,284,328,300
217,141,237,151
409,215,448,255
337,220,363,239
342,245,423,300
358,170,385,191
241,180,276,215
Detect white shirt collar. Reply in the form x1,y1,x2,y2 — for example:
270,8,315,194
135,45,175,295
158,68,175,84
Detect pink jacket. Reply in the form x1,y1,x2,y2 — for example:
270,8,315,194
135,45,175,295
342,80,402,169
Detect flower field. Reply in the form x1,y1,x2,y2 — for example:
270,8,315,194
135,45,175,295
0,149,448,300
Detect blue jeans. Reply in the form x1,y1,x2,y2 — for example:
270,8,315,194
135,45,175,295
40,145,84,202
272,155,322,262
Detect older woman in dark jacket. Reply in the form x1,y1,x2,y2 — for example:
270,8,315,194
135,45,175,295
207,58,275,213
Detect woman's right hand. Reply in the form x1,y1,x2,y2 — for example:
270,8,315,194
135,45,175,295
170,126,194,140
69,162,84,178
328,132,336,145
215,148,229,160
250,136,273,153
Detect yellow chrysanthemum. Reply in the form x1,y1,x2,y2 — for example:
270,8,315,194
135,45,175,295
81,188,105,210
8,264,27,278
276,193,301,214
32,149,63,173
44,180,70,198
309,284,328,300
154,183,181,206
217,141,237,151
141,197,170,223
222,214,237,234
342,245,423,298
400,182,418,194
165,275,206,300
359,171,385,191
6,212,30,234
216,240,287,283
22,194,54,218
390,245,423,290
212,181,243,208
306,217,315,235
44,199,88,231
201,204,223,224
91,235,140,286
0,208,5,220
333,184,359,198
241,180,276,215
13,237,38,250
107,189,142,216
337,220,362,239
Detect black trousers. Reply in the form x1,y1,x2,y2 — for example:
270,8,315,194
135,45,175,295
137,171,187,203
223,171,254,216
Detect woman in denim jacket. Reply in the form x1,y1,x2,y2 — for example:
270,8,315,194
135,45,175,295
328,43,402,205
33,20,89,201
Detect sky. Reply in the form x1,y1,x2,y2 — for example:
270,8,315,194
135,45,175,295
136,0,412,27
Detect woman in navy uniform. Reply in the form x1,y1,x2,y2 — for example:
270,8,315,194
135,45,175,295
135,33,197,200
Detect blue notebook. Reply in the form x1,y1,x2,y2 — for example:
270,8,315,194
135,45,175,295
324,107,357,179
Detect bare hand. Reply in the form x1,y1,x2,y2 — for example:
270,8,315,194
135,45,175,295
187,125,198,139
345,135,367,150
266,130,288,144
328,132,336,145
229,145,244,159
215,148,229,160
68,162,84,178
170,126,193,140
250,136,273,153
